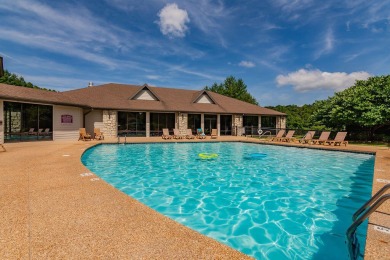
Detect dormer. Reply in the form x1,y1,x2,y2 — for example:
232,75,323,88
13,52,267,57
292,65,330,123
129,84,160,101
193,90,216,104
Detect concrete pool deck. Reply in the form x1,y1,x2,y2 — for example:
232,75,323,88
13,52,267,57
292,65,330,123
0,136,389,259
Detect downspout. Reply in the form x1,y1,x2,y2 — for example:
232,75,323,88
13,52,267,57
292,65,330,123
0,56,4,77
83,108,93,128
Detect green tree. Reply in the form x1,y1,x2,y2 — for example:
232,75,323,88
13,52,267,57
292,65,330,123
205,76,258,105
312,75,390,139
0,70,56,91
265,104,328,130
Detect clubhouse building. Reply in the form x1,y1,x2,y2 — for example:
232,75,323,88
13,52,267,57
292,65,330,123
0,83,286,143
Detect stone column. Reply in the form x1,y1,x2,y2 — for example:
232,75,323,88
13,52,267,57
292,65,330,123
146,112,150,137
201,114,204,131
0,100,3,144
178,113,188,135
276,116,281,130
280,116,286,129
232,114,243,136
217,114,220,136
258,115,262,130
103,110,117,138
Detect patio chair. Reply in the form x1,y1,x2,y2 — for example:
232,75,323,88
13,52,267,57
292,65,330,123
211,129,218,139
186,129,195,139
325,132,348,146
173,129,184,139
94,128,104,140
79,128,92,141
27,128,35,135
196,128,206,139
280,130,295,142
162,128,172,139
268,129,285,142
310,131,331,145
299,131,316,144
42,128,51,136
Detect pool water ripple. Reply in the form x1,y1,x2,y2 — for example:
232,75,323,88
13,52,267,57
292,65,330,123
82,142,374,259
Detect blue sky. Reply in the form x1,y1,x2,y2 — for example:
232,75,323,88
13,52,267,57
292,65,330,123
0,0,389,106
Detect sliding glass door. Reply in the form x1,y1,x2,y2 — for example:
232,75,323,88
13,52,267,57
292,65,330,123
4,101,53,142
117,112,146,136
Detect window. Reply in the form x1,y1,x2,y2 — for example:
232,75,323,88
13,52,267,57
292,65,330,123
261,116,276,128
150,113,175,136
4,101,53,142
117,112,146,136
243,115,259,135
188,114,201,133
220,115,232,135
204,114,217,134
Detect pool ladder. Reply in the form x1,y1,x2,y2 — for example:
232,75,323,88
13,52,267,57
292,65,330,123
117,134,127,144
346,183,390,259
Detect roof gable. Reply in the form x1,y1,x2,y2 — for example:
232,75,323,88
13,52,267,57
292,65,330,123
193,91,216,104
129,84,160,101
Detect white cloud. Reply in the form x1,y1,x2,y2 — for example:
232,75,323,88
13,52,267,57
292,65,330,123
146,75,161,80
239,61,256,68
315,28,334,59
157,3,190,38
276,69,371,92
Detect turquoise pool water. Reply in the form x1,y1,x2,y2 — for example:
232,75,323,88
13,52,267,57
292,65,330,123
81,142,374,259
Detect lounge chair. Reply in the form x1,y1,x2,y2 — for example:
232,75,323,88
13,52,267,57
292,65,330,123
94,128,104,140
186,129,195,139
173,129,184,139
27,128,35,135
269,129,285,142
37,128,43,135
299,131,316,144
79,128,92,141
211,129,218,139
162,128,172,139
325,132,348,146
311,131,331,145
42,128,50,136
196,128,206,139
280,130,295,142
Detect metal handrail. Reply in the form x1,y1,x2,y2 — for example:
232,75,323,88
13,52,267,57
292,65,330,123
353,183,390,221
347,194,390,259
259,131,272,137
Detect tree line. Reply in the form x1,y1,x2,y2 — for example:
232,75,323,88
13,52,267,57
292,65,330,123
0,70,56,92
206,75,390,142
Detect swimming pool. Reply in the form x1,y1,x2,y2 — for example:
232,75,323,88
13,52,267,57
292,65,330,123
82,142,374,259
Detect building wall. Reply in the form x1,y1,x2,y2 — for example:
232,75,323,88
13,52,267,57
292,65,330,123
53,105,83,140
85,110,103,135
0,100,3,144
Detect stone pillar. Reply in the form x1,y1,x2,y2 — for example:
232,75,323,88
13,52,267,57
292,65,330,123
178,113,188,135
258,115,262,130
201,114,204,131
0,100,4,144
217,114,220,136
280,116,286,129
102,110,117,138
145,112,150,137
276,116,280,130
232,114,243,136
